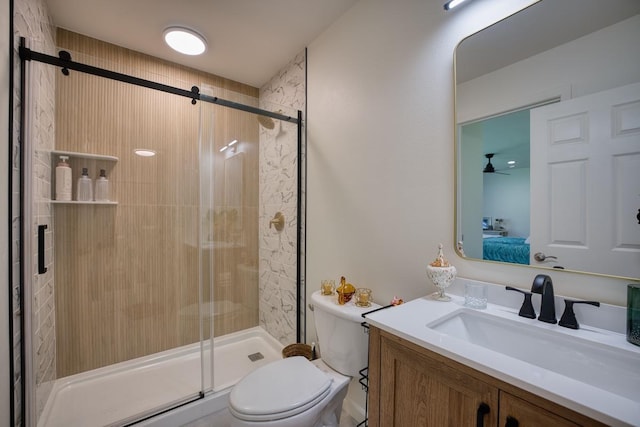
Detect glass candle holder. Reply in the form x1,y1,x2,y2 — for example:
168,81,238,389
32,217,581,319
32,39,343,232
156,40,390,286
321,279,335,296
355,288,372,307
627,284,640,346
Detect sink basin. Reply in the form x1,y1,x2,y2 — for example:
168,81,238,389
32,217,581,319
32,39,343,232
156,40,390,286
427,309,640,402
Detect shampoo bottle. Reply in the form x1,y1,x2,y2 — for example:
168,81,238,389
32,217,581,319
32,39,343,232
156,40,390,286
76,167,93,201
55,155,72,201
94,169,110,202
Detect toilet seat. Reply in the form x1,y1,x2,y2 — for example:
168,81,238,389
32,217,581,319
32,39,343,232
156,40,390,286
229,356,332,422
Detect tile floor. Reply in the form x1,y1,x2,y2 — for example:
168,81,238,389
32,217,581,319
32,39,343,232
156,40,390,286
183,407,360,427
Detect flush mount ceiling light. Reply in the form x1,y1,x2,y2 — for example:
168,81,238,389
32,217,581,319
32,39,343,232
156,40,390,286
163,27,207,56
444,0,470,10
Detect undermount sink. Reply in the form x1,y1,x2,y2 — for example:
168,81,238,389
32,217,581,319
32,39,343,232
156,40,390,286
426,309,640,403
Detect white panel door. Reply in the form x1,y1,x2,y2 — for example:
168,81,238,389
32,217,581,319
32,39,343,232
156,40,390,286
530,82,640,278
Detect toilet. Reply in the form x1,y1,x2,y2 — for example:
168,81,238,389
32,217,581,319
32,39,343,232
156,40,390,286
228,290,380,427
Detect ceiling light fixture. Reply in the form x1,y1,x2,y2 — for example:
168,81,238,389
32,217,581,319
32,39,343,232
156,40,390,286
444,0,469,10
163,27,207,56
134,149,157,157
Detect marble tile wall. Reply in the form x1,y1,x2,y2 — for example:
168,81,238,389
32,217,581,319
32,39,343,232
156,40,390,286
13,0,57,424
258,50,306,345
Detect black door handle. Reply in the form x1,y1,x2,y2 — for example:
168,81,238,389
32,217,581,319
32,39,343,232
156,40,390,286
38,224,48,274
476,402,490,427
505,415,519,427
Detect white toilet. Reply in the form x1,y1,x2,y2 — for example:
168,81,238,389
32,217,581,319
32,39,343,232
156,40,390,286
228,290,380,427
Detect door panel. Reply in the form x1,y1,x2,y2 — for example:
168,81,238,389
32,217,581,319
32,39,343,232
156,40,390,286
530,82,640,277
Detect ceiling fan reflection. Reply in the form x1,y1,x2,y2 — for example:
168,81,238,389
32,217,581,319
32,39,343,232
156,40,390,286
483,153,510,175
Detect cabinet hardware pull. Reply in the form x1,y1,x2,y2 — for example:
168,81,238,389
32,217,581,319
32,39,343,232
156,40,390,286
476,402,490,427
38,224,48,274
505,416,519,427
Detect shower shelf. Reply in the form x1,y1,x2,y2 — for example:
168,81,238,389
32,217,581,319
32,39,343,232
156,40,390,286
51,200,118,205
49,150,119,204
51,150,119,162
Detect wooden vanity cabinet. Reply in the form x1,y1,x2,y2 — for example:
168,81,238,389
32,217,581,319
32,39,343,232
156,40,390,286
368,327,607,427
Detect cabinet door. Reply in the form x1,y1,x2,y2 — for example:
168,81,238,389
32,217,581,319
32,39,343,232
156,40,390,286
379,334,499,427
499,392,582,427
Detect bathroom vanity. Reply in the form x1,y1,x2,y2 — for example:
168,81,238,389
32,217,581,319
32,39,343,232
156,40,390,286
368,327,604,426
364,280,640,427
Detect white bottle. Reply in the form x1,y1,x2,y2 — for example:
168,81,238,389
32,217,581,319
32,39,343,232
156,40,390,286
94,169,110,202
55,155,72,201
76,167,93,202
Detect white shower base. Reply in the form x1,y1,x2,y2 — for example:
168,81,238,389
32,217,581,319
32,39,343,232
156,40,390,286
38,327,283,427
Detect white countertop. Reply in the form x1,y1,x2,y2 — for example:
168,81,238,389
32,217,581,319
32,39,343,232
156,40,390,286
364,279,640,427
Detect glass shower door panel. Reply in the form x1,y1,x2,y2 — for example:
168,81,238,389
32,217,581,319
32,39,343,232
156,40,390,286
44,61,205,425
199,87,301,394
198,98,216,393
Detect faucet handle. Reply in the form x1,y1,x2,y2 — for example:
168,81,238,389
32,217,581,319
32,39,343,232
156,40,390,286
505,286,536,319
559,299,600,329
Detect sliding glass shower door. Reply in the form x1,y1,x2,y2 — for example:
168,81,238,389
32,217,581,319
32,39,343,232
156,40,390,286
198,87,304,394
26,50,208,426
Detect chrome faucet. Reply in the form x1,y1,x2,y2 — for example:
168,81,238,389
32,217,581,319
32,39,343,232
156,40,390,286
531,274,557,324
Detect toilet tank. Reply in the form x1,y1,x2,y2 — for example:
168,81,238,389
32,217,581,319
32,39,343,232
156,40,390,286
311,290,380,376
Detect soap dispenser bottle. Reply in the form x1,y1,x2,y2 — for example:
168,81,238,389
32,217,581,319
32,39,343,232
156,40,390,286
55,155,72,201
76,167,93,201
94,169,110,202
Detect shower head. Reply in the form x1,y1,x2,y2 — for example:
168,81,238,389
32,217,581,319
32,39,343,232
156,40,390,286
257,115,276,130
257,109,285,130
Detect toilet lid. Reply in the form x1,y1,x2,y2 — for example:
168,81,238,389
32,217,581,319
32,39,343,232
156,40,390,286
229,356,332,421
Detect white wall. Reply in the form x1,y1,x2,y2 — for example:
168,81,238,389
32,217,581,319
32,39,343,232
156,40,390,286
306,0,633,347
484,168,530,238
1,0,11,423
457,14,640,123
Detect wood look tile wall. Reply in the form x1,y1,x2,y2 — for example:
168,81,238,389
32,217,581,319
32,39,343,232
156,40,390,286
54,30,260,377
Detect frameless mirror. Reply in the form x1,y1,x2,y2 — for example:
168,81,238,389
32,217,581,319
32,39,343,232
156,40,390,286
455,0,640,279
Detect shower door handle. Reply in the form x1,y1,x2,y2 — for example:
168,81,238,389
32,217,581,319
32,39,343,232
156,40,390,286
38,224,48,274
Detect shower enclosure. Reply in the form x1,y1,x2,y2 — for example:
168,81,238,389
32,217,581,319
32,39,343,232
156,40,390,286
18,36,305,426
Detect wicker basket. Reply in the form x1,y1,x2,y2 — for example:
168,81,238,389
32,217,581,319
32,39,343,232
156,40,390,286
282,343,313,360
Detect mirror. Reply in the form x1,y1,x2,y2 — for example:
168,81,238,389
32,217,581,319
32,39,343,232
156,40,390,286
455,0,640,279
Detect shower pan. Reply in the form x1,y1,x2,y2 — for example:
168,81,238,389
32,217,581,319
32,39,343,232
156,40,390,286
17,40,305,427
